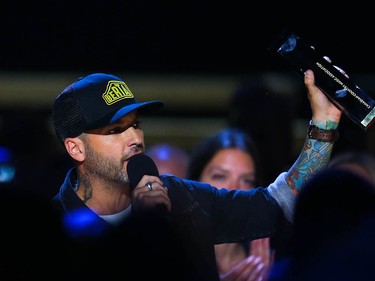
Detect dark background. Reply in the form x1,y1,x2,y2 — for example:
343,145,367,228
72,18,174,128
1,1,373,75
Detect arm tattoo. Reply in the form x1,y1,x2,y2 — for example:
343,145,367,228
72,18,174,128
286,138,334,195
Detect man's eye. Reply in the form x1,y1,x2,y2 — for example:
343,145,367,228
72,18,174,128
133,120,142,129
108,127,124,134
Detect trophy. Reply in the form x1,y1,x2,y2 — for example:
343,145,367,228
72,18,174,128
269,30,375,131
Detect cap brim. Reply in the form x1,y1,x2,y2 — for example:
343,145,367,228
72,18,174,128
110,100,164,123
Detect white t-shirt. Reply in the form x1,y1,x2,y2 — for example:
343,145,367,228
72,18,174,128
100,205,132,225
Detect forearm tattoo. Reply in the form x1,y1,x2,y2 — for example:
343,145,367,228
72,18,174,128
286,138,334,195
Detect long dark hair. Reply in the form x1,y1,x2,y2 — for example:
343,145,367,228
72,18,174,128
187,127,262,186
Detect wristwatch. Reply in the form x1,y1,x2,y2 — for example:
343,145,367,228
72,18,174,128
308,120,339,142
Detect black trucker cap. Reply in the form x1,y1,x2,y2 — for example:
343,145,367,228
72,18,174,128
52,73,164,141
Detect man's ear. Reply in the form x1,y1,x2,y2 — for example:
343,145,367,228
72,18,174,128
64,137,85,162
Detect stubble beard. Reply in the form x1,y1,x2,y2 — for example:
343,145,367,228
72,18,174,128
84,143,129,187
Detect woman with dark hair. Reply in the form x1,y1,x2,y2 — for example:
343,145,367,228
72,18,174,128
188,127,262,187
188,127,291,280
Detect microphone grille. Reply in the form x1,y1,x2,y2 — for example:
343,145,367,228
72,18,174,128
127,154,159,191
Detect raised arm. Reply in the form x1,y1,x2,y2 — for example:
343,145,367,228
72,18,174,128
267,69,343,222
286,69,342,194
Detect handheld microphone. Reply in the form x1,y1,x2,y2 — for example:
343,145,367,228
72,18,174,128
127,154,159,191
126,154,169,218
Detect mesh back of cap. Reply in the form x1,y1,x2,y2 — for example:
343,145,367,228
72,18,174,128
52,85,88,141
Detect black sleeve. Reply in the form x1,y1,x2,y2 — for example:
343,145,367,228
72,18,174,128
163,175,286,244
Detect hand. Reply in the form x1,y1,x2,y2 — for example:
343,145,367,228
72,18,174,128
304,69,342,127
249,238,274,271
131,175,171,213
219,238,273,281
219,255,267,281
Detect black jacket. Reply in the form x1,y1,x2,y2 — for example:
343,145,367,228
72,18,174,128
52,168,287,281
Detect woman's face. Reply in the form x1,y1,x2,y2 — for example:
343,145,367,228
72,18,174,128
199,148,256,190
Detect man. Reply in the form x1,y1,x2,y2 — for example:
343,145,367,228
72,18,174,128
51,71,341,280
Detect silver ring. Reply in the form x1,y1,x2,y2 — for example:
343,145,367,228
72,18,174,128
146,182,153,191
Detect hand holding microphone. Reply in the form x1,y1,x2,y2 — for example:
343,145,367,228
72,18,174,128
127,154,171,215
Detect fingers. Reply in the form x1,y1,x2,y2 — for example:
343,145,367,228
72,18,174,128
136,175,164,189
249,238,272,266
219,256,267,281
132,175,171,212
304,69,317,93
304,68,343,124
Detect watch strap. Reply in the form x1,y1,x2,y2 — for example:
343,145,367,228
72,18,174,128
308,121,339,142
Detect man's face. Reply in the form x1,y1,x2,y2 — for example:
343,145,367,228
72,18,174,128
82,111,145,184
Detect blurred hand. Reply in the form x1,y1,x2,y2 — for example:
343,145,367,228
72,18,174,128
131,175,171,213
219,238,273,281
304,69,342,125
249,238,274,270
219,255,267,281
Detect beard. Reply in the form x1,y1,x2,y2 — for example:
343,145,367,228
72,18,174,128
84,142,129,186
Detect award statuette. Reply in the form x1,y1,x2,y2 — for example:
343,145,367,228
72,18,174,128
269,30,375,131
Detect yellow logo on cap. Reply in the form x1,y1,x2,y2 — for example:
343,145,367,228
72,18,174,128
102,80,134,105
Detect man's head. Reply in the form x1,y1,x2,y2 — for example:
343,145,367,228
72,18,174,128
52,73,164,142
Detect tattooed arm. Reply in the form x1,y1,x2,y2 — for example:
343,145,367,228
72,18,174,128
286,131,337,195
268,69,342,222
288,69,342,192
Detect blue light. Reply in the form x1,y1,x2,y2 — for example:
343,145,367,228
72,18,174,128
63,209,106,237
0,146,12,163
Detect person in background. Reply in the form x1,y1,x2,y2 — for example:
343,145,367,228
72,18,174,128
50,69,342,280
146,142,190,178
188,128,260,188
269,167,375,281
328,150,375,185
188,127,291,280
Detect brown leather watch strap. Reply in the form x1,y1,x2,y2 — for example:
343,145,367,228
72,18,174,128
308,121,339,142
